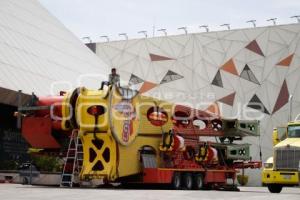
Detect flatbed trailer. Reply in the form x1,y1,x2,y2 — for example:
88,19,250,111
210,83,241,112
143,168,236,189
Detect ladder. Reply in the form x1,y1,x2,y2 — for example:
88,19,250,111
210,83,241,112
60,129,83,187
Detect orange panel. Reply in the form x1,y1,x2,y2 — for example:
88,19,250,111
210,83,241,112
139,81,157,93
277,54,294,67
22,117,60,148
149,53,174,61
221,59,239,75
218,92,236,106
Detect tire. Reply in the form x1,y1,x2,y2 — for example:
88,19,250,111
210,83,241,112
193,173,204,190
183,173,193,190
172,172,181,190
267,184,283,193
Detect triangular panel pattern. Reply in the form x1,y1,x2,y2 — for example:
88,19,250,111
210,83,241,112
139,81,157,93
245,40,264,56
247,94,270,115
149,53,174,61
128,74,144,85
272,80,289,114
276,54,294,67
240,64,260,84
211,70,223,88
221,59,239,76
218,92,236,106
95,24,300,186
160,70,184,84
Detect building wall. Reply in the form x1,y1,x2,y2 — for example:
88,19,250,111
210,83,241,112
0,0,109,169
95,24,300,185
0,0,109,102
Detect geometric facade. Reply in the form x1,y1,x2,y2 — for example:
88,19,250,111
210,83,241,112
221,59,239,75
212,70,223,87
245,40,265,56
218,92,236,106
160,70,184,84
248,94,270,115
95,24,300,185
128,74,144,85
272,80,289,114
240,64,260,84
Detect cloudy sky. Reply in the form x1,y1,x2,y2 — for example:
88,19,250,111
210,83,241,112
39,0,300,42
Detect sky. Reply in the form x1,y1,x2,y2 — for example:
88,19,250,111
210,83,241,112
39,0,300,42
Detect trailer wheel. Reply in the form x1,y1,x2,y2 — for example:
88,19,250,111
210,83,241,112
183,173,193,190
267,184,283,193
193,173,204,190
172,172,181,190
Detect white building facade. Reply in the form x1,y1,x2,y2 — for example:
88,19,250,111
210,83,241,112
0,0,109,106
95,24,300,185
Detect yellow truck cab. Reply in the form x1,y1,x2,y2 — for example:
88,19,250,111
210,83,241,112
262,120,300,193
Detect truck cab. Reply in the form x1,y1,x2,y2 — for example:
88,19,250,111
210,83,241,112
262,120,300,193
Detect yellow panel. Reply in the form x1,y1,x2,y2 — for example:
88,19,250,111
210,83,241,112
136,96,173,134
76,88,109,132
262,169,299,185
80,131,117,181
61,94,71,130
109,87,140,146
117,136,161,177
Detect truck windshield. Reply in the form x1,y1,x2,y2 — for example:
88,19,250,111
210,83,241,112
288,125,300,138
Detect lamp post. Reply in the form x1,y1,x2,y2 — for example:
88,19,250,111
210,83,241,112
157,29,167,36
199,25,209,32
266,18,277,25
100,35,109,42
138,31,148,38
220,24,230,30
119,33,128,40
178,27,188,35
82,36,92,43
246,20,256,28
289,95,293,121
291,15,300,23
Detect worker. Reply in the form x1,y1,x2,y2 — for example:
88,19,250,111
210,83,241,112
109,68,120,86
100,68,120,89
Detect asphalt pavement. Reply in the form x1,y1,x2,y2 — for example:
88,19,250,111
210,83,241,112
0,184,299,200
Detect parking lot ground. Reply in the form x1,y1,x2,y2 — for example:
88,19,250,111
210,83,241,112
0,184,299,200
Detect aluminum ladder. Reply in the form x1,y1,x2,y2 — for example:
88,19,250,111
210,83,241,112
60,129,83,187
